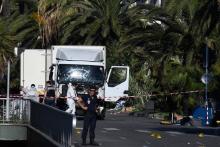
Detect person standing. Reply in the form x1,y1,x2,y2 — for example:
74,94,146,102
44,81,56,107
65,83,77,115
57,84,68,111
26,84,39,102
77,87,99,146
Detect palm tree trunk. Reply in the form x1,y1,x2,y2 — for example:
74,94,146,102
1,0,10,16
0,1,3,13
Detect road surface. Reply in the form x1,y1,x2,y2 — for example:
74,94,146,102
73,112,220,147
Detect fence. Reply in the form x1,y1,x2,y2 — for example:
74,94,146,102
0,97,74,147
0,98,30,124
30,101,73,147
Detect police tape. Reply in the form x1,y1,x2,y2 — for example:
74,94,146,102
137,89,203,98
0,94,44,98
105,89,203,99
0,90,203,99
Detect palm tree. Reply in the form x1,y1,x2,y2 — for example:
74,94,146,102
1,0,40,48
60,0,127,45
163,0,220,88
164,0,220,51
36,0,63,48
152,0,220,113
8,0,76,48
9,0,75,49
121,4,177,83
0,18,17,78
7,13,41,48
112,2,204,113
59,0,137,69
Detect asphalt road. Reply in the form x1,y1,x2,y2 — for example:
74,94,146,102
73,112,220,147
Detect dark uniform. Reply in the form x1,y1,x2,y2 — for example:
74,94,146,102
56,84,68,111
81,94,99,145
44,85,56,107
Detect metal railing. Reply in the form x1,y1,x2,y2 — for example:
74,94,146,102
30,101,73,147
0,97,74,147
0,98,30,124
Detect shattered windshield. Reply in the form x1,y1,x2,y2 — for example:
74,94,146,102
57,64,104,86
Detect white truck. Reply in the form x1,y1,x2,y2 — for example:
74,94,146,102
20,46,129,119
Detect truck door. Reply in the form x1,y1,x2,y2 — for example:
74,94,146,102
105,66,129,102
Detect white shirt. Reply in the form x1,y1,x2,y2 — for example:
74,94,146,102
67,85,76,99
27,87,38,97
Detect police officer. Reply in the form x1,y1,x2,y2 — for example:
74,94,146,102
44,81,56,107
57,84,68,111
78,86,99,146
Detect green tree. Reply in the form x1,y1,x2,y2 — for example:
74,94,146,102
60,0,128,46
0,18,17,78
60,0,137,68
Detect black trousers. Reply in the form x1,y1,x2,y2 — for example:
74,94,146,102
56,98,67,111
82,113,97,141
44,97,55,107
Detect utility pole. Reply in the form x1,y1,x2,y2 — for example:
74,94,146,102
45,48,47,85
6,60,10,121
3,0,10,121
205,45,209,125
